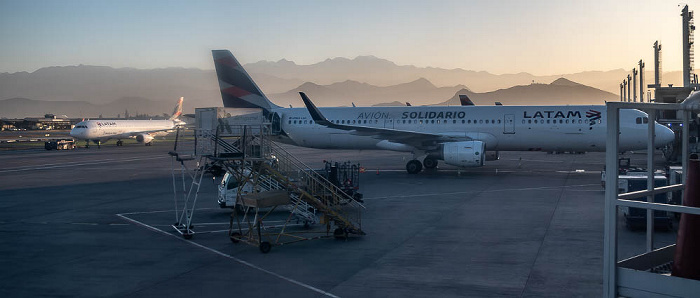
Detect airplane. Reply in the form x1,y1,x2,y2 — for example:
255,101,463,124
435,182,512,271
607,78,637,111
70,97,185,148
212,50,675,174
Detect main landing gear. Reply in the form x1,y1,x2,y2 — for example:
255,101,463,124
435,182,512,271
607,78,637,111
116,140,123,146
406,156,439,174
423,156,438,169
406,160,422,174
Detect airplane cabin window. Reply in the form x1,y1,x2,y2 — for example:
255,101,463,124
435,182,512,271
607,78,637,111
288,120,291,124
453,120,457,124
534,120,538,124
522,120,526,124
528,120,532,124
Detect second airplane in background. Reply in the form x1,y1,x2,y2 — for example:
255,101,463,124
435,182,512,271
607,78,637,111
212,50,675,174
70,97,184,148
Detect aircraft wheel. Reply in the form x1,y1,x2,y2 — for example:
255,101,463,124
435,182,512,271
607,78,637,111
334,228,347,240
406,160,423,174
116,140,123,146
229,232,241,243
183,233,193,240
423,157,438,169
259,241,272,253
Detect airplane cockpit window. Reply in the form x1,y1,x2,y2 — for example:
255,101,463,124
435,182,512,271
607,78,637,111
639,117,648,124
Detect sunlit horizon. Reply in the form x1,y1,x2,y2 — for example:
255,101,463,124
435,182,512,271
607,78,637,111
1,0,699,76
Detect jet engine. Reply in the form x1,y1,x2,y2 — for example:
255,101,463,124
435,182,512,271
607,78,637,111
136,133,154,144
440,141,485,167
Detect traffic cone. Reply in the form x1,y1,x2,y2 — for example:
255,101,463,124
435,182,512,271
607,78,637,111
672,154,700,280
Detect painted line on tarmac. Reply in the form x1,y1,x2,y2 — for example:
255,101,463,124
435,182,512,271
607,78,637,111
0,155,168,173
363,183,600,200
116,213,340,298
119,208,216,216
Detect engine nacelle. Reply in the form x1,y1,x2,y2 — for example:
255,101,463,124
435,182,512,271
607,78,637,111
485,151,499,161
136,133,154,144
441,141,485,167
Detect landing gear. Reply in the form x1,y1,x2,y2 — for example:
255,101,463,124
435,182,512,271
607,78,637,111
145,142,152,146
116,140,123,146
85,140,90,148
259,241,272,254
423,156,438,169
97,141,101,149
406,160,423,174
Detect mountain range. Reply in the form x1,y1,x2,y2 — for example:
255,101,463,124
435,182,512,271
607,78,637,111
0,55,681,117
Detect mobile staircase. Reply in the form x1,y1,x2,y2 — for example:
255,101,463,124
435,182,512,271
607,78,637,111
169,108,364,253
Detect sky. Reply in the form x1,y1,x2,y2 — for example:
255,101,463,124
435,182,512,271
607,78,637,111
0,0,698,75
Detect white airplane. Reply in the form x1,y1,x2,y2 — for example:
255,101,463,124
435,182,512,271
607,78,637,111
70,97,184,148
212,50,675,174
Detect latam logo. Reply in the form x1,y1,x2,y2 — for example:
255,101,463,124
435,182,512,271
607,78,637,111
96,122,117,127
586,110,602,126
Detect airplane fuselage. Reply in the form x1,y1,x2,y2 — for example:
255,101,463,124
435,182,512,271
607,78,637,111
274,105,670,153
70,120,177,142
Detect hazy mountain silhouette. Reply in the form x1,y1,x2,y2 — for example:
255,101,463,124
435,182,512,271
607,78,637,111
245,55,684,94
0,97,177,118
0,57,685,117
437,78,616,106
269,78,469,107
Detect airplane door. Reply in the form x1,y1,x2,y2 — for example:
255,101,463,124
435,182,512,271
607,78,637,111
271,112,281,135
503,114,515,134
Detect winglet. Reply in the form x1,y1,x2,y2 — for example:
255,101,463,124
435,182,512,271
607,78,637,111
459,94,474,106
300,92,331,125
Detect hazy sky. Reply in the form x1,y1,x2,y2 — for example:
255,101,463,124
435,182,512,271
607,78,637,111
0,0,697,75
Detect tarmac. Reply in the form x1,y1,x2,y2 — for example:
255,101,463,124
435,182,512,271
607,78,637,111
0,140,679,297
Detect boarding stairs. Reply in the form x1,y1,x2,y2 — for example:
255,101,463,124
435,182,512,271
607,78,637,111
170,111,364,240
209,125,365,236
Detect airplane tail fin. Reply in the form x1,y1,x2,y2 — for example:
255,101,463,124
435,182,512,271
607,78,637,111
168,97,184,120
212,50,280,112
459,94,475,106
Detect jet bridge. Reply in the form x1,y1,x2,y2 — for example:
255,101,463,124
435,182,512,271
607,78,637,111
169,107,364,253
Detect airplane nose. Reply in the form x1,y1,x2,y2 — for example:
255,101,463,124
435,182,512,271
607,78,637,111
654,124,675,147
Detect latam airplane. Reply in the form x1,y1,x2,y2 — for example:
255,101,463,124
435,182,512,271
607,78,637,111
70,98,184,148
212,50,675,174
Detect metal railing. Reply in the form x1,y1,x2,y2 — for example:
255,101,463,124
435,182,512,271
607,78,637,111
604,102,700,297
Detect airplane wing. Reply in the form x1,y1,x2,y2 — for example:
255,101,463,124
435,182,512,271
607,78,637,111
299,92,471,150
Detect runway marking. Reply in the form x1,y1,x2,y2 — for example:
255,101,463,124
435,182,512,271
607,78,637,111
0,155,168,173
119,208,216,216
116,213,340,298
363,183,600,200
